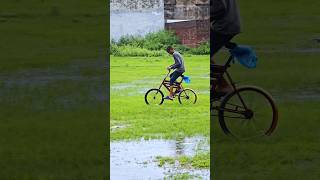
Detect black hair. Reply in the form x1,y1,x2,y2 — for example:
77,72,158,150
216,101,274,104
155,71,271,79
166,46,173,52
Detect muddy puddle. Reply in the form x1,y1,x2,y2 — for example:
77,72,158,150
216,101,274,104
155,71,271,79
110,136,209,179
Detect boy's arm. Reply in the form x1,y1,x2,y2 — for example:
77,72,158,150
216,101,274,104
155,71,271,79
211,0,227,21
168,54,181,69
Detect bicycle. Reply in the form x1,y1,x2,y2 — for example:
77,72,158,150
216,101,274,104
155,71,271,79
211,49,278,139
145,70,197,105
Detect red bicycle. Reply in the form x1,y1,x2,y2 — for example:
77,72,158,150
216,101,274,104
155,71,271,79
145,70,197,105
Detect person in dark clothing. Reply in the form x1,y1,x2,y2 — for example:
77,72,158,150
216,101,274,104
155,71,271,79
165,46,185,100
210,0,241,94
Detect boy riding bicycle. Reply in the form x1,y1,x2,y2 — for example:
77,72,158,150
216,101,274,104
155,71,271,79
211,0,241,97
165,46,185,100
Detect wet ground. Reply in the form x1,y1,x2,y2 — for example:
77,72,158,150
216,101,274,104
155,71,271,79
0,61,106,111
111,74,210,97
272,88,320,102
110,136,210,179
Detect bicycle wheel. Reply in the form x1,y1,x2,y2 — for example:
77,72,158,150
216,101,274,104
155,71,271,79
218,86,278,139
178,88,197,104
145,89,164,105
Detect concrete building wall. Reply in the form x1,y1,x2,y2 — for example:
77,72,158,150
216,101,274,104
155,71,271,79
110,0,165,41
164,0,209,20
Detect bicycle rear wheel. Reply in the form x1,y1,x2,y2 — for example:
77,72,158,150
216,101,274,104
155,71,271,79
218,86,278,139
145,89,164,105
178,88,197,104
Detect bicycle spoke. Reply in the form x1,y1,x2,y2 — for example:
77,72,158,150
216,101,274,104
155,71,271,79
145,89,163,105
219,87,277,139
179,89,197,105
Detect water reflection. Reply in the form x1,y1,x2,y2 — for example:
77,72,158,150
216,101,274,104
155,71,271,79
110,136,209,179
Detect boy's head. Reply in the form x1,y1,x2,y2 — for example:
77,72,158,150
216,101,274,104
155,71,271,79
166,46,174,54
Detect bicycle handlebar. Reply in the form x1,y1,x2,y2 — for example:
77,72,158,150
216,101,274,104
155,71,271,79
210,42,238,69
161,69,171,80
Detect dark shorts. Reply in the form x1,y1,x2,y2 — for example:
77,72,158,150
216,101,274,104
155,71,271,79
169,71,183,85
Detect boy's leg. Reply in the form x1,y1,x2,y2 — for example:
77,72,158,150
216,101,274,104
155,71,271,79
210,31,235,64
210,31,236,94
168,71,181,98
164,71,179,99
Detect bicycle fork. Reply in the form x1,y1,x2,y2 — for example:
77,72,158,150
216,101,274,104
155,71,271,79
225,70,249,110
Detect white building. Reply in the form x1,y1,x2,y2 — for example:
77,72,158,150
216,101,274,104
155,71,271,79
110,0,165,41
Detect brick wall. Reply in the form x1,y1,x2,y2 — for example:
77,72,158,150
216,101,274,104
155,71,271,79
164,0,209,47
166,19,209,47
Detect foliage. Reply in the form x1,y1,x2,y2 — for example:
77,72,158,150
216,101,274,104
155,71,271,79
143,30,180,50
111,45,166,57
111,30,209,56
189,42,210,55
156,153,210,169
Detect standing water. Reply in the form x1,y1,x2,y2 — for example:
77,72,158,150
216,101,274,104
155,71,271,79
110,136,209,179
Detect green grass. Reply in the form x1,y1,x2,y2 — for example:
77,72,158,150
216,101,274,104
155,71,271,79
0,0,107,179
212,0,320,179
213,52,320,179
235,0,320,50
164,173,201,180
110,55,210,140
157,153,210,169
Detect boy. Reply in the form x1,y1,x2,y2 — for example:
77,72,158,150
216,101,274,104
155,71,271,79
210,0,241,95
165,46,185,100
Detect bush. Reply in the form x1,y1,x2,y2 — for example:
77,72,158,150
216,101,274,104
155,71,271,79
189,41,210,55
110,44,119,55
110,31,209,56
117,35,145,48
172,44,191,54
113,31,180,50
111,45,166,57
143,30,180,51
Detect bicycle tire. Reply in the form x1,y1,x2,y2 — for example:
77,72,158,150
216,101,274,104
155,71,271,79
218,86,278,139
145,89,164,105
178,88,197,104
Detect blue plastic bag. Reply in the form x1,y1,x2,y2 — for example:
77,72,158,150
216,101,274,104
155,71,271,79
183,76,191,84
230,45,258,68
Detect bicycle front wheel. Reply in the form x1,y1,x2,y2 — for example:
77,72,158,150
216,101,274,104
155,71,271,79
145,89,164,105
178,88,197,104
218,86,278,139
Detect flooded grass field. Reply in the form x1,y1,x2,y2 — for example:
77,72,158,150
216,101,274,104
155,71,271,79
211,0,320,178
111,136,209,179
0,1,107,177
110,55,210,178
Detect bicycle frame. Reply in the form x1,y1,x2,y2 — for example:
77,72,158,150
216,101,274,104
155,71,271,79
158,70,184,93
211,55,249,112
210,49,278,137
